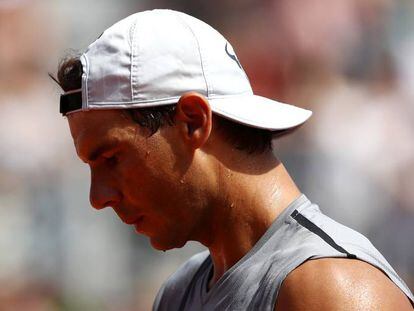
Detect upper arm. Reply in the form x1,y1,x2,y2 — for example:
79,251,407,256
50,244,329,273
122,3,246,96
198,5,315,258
275,258,413,311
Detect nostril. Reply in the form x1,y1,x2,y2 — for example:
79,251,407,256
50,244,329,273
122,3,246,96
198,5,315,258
89,188,121,210
90,196,106,210
89,191,110,210
89,173,122,210
103,200,117,209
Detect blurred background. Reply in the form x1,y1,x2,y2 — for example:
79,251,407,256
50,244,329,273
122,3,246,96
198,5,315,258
0,0,413,309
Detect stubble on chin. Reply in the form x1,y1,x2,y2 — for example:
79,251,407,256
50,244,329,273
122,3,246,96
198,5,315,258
149,233,188,252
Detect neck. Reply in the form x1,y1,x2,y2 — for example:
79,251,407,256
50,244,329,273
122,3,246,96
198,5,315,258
200,157,301,289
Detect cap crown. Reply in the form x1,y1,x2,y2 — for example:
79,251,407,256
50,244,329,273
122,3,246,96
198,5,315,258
81,9,252,108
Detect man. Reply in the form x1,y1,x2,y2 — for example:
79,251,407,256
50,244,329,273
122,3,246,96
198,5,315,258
55,9,414,310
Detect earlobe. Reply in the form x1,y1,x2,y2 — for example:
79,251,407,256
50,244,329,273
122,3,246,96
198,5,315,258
175,92,212,149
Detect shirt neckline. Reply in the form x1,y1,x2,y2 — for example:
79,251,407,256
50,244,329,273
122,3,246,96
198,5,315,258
199,193,311,304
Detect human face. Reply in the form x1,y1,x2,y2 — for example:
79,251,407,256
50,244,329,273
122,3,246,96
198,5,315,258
67,109,209,250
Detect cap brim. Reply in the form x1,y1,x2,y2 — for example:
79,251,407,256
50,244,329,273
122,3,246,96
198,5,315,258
208,94,312,131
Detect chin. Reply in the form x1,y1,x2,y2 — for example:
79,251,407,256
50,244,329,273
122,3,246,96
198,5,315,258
149,235,187,251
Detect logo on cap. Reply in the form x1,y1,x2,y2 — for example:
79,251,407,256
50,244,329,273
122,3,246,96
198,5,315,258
225,42,242,70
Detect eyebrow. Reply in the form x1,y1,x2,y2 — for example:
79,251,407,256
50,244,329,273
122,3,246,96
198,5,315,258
85,141,118,163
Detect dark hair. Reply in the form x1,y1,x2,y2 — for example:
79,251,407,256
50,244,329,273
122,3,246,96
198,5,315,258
52,56,276,154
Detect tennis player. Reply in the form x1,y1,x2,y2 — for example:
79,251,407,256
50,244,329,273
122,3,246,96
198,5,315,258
55,9,414,310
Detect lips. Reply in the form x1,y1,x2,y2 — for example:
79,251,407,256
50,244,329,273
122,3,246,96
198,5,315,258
123,215,144,225
133,216,145,233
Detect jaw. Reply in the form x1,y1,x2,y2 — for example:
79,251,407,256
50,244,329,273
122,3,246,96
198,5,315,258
148,231,189,251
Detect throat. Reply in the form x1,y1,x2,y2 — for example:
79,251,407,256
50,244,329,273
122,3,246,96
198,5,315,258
202,162,302,292
205,192,302,292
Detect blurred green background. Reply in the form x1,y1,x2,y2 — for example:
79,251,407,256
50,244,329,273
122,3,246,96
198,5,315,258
0,0,413,310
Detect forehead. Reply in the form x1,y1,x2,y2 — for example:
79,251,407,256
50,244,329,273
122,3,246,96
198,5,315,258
67,110,136,160
68,109,129,136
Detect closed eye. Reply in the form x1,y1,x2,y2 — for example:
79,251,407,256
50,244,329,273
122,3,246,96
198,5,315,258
102,154,119,167
99,149,120,167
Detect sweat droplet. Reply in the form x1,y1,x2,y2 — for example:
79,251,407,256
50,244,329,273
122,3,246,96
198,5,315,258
180,179,185,184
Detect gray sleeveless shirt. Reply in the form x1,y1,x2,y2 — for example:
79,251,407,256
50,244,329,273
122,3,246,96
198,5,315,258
153,194,414,310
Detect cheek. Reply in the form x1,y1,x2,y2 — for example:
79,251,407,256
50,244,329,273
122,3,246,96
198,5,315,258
116,154,176,207
116,136,194,211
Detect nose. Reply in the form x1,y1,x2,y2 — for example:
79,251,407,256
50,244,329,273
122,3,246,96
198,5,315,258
89,169,121,210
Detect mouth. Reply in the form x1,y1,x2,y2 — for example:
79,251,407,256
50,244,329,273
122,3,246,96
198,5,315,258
133,216,145,233
123,215,144,225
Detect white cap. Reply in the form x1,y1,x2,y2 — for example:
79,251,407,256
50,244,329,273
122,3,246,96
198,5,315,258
60,9,312,131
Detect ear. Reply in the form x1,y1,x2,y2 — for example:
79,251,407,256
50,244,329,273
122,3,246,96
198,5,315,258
175,92,212,149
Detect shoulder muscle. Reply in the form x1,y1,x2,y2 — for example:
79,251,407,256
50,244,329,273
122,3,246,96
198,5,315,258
275,258,413,311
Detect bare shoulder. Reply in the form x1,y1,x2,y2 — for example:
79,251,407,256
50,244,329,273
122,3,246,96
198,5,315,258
275,258,413,311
